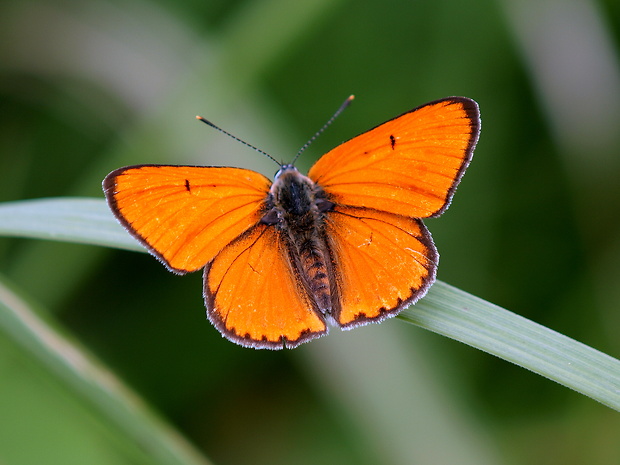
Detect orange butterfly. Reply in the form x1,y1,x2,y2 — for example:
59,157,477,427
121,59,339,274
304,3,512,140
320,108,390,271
103,97,480,349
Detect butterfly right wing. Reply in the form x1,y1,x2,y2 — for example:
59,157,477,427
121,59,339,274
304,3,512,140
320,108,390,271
204,223,328,349
307,98,478,328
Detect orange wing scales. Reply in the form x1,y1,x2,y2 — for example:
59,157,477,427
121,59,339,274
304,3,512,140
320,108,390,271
309,97,479,218
324,206,437,326
104,165,270,273
205,224,327,349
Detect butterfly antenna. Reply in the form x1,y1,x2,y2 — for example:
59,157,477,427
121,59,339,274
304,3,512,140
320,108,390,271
196,116,281,166
291,94,355,166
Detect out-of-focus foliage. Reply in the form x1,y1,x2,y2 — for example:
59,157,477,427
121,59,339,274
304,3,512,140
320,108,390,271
0,0,619,464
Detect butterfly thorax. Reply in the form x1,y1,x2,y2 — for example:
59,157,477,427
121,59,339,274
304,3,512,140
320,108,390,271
262,165,335,314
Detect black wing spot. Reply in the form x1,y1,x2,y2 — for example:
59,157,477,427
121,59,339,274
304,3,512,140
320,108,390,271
389,135,396,150
184,179,191,192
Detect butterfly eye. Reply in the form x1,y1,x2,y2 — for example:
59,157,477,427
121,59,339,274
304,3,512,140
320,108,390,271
316,198,335,213
260,208,280,225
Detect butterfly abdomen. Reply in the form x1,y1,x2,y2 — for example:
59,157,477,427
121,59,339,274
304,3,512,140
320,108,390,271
296,237,332,313
267,165,335,314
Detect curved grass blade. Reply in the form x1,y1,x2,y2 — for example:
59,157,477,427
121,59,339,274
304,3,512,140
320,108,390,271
0,276,212,465
2,197,619,411
401,281,620,411
0,198,141,252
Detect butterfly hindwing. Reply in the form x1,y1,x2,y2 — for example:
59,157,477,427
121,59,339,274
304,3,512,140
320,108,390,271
204,223,328,349
308,97,479,218
103,165,271,273
324,206,437,327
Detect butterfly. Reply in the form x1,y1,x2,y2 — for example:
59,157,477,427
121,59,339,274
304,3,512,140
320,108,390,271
103,96,480,349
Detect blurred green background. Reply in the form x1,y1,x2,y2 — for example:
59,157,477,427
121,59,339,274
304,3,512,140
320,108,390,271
1,0,620,463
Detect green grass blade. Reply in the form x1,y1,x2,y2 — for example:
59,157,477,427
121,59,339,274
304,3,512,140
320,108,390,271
0,276,212,465
400,281,620,411
2,197,619,411
0,198,141,252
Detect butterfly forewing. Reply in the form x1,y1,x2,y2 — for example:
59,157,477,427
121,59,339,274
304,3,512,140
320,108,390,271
308,97,479,218
205,224,328,349
104,165,270,273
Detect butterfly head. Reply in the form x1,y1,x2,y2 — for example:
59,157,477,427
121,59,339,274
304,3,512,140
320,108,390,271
274,164,299,180
269,164,315,216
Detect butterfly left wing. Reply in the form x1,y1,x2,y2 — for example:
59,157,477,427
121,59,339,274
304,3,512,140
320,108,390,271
103,165,271,273
308,97,479,218
205,223,328,349
324,205,437,327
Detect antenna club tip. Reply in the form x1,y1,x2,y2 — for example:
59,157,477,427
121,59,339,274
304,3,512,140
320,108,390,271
196,116,215,127
348,95,355,101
